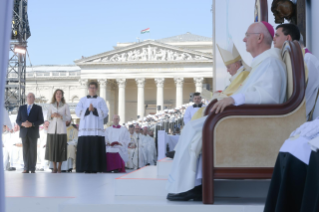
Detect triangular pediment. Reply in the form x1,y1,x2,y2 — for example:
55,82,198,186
74,40,212,65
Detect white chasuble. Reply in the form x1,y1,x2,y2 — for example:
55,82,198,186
75,96,108,137
167,48,287,194
105,126,130,163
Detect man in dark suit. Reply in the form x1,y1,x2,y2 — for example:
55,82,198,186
16,92,44,173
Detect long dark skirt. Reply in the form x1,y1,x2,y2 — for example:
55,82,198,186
264,152,308,212
300,151,319,212
76,136,106,173
45,133,67,162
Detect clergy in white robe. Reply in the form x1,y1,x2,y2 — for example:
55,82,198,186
37,126,47,171
75,82,108,173
183,93,205,125
9,125,23,170
2,108,12,131
133,125,148,168
142,127,157,165
38,122,49,170
167,22,287,201
105,115,130,173
2,130,10,171
126,125,138,169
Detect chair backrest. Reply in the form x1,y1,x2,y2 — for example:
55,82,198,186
282,42,294,100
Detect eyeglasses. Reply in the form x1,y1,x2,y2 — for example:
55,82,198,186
245,33,261,38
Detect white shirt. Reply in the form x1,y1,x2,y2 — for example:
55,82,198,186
183,104,206,125
75,96,108,137
231,48,287,106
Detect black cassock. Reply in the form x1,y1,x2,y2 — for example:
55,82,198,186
264,151,319,212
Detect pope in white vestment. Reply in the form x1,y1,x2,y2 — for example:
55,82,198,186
167,22,287,200
75,82,108,173
105,115,130,173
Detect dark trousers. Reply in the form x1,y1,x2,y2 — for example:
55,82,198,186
21,135,37,171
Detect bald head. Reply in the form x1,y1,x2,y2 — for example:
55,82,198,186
26,92,35,105
113,114,120,126
243,23,273,58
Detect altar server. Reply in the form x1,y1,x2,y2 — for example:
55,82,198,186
105,115,130,173
264,117,319,212
273,23,319,120
75,81,108,173
183,93,205,125
167,22,287,201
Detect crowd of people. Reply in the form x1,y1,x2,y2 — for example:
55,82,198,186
2,21,319,211
2,80,198,174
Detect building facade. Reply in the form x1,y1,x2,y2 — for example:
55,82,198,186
25,33,213,123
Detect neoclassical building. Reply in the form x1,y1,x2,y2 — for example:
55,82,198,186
26,33,213,123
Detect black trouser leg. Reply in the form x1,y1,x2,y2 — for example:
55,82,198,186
28,136,37,172
22,137,30,171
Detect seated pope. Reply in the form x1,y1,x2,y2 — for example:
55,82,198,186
166,21,287,201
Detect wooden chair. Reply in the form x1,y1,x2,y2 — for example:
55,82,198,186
202,41,306,204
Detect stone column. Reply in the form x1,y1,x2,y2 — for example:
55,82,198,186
98,79,107,101
154,78,165,112
116,78,126,122
193,77,204,93
79,79,88,97
135,78,145,119
174,77,184,108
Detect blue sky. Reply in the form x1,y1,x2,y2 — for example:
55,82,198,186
26,0,212,65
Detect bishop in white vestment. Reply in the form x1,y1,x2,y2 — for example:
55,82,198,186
105,115,130,173
167,22,287,201
75,82,108,173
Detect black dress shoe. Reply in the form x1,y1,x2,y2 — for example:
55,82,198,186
167,186,202,201
7,167,16,171
166,151,175,159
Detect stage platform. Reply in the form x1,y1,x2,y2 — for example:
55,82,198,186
4,160,268,212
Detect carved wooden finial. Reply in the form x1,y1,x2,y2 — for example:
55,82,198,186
271,0,296,24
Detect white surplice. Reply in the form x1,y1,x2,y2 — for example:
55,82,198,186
135,133,149,168
75,96,108,137
167,48,287,194
105,126,130,163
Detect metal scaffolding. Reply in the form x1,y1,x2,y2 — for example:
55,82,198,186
5,0,31,111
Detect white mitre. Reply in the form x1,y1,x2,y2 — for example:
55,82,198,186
217,43,251,71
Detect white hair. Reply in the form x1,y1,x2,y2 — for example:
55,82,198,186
27,92,35,98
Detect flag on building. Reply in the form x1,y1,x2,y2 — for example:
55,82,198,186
141,28,150,34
